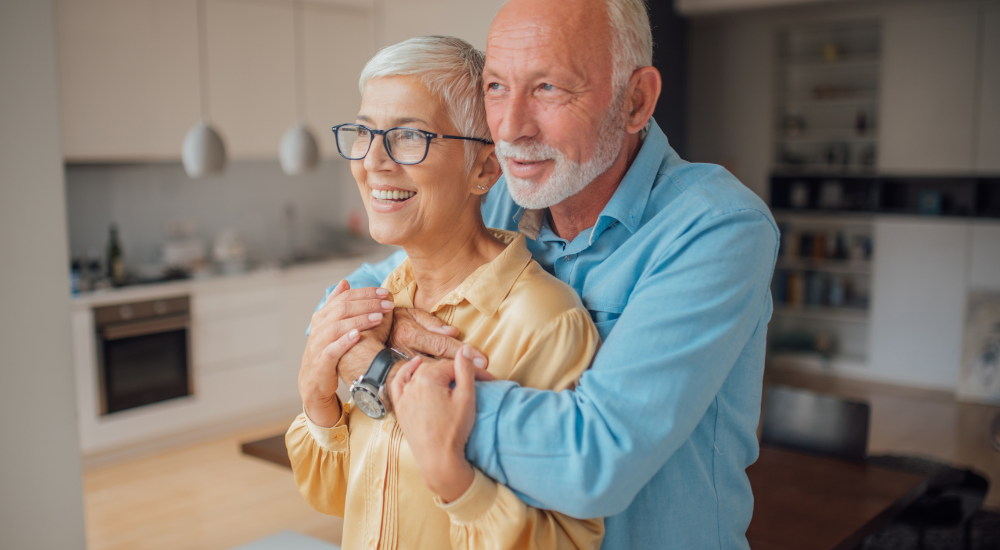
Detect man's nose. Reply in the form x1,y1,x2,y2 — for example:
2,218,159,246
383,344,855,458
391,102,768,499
494,93,539,144
363,134,395,171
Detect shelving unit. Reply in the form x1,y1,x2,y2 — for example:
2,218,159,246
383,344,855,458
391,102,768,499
768,213,874,368
774,21,882,172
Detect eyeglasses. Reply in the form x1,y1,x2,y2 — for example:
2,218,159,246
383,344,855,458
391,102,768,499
332,123,493,165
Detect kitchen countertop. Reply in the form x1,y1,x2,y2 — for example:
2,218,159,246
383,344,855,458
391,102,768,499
71,245,397,310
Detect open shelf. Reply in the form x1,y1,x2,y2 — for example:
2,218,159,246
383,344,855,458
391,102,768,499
773,305,869,323
775,257,872,275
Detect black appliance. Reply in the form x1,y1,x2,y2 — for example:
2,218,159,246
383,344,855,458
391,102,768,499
94,296,192,414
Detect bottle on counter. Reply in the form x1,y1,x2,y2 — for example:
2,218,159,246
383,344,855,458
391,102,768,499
107,224,125,286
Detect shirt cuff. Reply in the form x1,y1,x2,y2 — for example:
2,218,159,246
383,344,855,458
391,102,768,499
433,468,498,525
303,397,350,452
465,380,518,486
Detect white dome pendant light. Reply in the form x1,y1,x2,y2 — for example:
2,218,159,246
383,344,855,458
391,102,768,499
183,0,227,178
279,0,320,175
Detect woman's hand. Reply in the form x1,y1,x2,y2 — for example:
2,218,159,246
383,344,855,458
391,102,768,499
390,346,482,502
299,280,394,427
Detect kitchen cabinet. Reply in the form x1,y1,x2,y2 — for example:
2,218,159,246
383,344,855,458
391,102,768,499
868,218,970,389
879,11,980,173
56,0,373,162
977,8,1000,172
302,2,373,158
205,0,297,158
56,0,201,161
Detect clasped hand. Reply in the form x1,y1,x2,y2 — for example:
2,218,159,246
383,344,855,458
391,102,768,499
297,280,487,501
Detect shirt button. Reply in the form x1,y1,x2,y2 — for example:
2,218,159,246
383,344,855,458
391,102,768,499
334,433,346,442
382,422,392,432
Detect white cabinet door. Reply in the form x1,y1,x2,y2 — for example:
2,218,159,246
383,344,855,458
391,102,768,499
868,218,970,389
302,2,373,158
56,0,201,161
969,221,1000,290
879,12,979,173
205,0,297,158
977,9,1000,172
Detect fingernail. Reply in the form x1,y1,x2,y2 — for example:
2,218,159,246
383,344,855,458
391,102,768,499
369,312,383,322
462,346,473,359
348,329,359,339
381,300,394,309
376,288,389,296
442,324,453,330
473,357,486,369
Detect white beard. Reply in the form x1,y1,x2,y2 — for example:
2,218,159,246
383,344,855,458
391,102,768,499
496,102,626,210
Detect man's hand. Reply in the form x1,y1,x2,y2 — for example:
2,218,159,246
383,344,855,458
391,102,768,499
390,346,482,503
388,307,489,365
337,305,490,391
299,280,394,427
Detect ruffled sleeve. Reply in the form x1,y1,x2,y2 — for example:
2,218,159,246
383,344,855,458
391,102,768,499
285,397,352,518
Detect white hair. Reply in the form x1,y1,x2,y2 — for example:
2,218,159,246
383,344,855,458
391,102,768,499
358,36,490,172
606,0,653,93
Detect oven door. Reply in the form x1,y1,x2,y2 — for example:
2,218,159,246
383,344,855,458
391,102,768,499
99,314,192,415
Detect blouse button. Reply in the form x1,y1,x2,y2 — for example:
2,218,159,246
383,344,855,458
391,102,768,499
382,422,392,432
334,433,346,442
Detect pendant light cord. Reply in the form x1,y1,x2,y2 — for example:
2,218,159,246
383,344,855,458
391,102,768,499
293,0,306,122
196,0,211,121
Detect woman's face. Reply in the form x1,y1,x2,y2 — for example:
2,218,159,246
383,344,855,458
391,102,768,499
352,76,481,249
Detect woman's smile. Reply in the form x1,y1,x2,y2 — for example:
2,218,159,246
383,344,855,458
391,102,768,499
369,185,418,213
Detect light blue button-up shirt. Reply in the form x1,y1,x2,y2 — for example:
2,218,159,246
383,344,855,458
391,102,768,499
338,120,778,549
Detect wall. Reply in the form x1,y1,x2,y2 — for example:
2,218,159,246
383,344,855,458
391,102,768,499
65,159,364,269
0,0,88,548
377,0,505,49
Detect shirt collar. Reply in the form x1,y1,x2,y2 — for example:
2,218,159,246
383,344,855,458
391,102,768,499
514,119,672,243
384,229,533,317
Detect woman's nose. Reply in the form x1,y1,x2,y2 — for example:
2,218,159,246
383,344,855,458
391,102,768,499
364,134,395,171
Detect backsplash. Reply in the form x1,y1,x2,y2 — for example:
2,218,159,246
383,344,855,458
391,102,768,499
65,159,364,269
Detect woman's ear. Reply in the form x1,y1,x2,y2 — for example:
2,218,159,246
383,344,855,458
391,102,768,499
470,143,501,197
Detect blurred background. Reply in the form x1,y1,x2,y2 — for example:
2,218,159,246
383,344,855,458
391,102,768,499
1,0,999,549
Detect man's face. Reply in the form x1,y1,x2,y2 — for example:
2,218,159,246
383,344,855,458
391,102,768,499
483,0,625,209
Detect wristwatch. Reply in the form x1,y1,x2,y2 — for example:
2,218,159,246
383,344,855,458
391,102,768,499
350,347,407,419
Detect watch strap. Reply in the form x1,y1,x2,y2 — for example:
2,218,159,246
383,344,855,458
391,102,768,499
363,348,399,389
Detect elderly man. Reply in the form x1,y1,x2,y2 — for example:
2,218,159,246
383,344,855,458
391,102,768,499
301,0,778,547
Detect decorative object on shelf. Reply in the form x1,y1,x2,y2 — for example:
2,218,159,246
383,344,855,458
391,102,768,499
918,190,943,216
822,41,840,63
790,181,810,208
855,110,869,135
182,0,227,179
279,0,320,176
958,292,1000,405
783,114,806,137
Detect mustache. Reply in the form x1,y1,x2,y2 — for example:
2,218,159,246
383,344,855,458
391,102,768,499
494,140,565,163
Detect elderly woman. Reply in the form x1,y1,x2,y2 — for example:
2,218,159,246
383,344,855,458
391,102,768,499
285,36,603,550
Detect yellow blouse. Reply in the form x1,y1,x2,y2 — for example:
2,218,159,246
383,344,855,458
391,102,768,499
286,229,604,550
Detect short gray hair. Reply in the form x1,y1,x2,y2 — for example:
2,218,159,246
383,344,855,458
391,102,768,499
607,0,653,93
359,36,490,172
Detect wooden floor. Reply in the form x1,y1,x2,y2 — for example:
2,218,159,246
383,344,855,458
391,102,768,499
83,419,343,550
83,371,1000,549
767,368,1000,509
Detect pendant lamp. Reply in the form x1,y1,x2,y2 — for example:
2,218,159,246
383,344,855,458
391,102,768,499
183,0,227,178
279,0,320,175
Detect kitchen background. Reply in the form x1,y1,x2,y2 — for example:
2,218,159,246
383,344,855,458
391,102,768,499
2,0,999,549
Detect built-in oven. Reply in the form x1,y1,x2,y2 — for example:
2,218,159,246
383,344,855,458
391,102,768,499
94,296,193,414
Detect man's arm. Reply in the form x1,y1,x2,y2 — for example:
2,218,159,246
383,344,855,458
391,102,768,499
466,209,778,518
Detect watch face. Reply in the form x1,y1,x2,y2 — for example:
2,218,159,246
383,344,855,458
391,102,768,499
352,385,385,419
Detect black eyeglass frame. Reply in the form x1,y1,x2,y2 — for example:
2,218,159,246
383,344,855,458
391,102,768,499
331,123,493,165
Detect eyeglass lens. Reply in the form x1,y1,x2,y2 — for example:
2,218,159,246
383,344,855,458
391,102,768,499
336,125,429,164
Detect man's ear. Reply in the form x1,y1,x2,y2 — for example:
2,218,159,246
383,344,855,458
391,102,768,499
470,143,501,197
623,66,662,135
